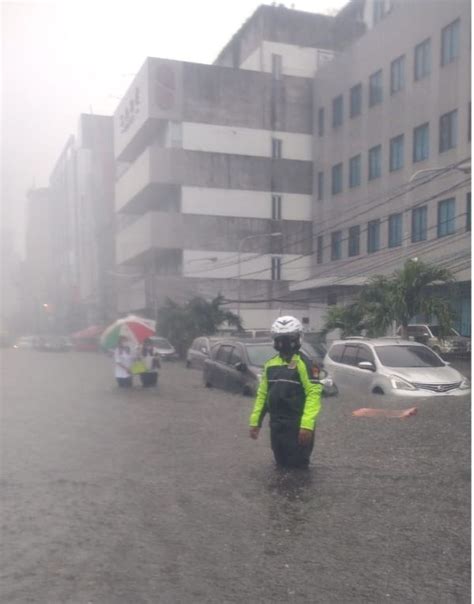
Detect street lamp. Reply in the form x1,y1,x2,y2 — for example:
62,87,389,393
409,161,471,182
237,232,282,318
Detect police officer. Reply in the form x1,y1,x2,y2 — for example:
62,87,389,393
249,316,322,468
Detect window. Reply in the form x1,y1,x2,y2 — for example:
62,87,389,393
327,292,338,306
349,154,361,188
331,163,343,195
389,134,404,171
331,231,342,260
350,83,362,118
229,347,242,365
437,198,455,237
341,345,359,366
369,70,383,106
390,55,405,94
368,145,382,180
413,123,429,162
271,257,281,280
272,138,282,158
318,108,325,137
441,19,460,66
357,345,375,365
332,94,343,128
367,219,380,253
317,171,324,201
272,53,282,79
216,345,232,364
439,109,458,152
388,213,402,247
348,225,360,257
328,342,345,362
412,206,427,242
271,194,282,220
317,235,323,264
467,193,471,232
414,38,431,80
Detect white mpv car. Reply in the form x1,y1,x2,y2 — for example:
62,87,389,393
324,338,470,397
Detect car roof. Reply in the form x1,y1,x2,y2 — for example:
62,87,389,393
331,338,427,347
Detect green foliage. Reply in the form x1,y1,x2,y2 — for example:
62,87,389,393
157,294,242,358
322,259,456,338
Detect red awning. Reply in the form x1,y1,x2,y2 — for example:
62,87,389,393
71,325,104,339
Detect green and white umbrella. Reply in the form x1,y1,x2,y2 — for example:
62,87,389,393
100,315,156,350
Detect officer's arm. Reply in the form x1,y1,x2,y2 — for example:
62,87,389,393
297,359,322,431
249,366,268,428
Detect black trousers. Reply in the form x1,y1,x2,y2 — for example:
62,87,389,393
270,419,314,468
116,377,132,388
140,372,158,387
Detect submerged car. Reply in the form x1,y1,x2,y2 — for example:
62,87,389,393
186,336,225,369
324,338,470,397
397,324,470,357
148,336,178,360
203,338,335,397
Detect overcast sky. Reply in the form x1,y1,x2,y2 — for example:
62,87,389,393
1,0,347,256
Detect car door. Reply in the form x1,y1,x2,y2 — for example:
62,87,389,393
355,344,377,392
212,344,233,389
336,344,360,393
227,346,245,392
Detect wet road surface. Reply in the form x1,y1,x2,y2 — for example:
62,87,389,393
1,350,470,603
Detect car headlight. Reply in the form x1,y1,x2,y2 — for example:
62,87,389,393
390,375,417,390
460,378,470,390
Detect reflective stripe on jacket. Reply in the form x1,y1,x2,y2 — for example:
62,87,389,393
249,352,322,431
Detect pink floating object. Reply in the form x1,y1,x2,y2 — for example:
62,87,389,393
352,407,417,418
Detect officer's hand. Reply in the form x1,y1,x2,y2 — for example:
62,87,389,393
249,427,260,440
298,428,313,446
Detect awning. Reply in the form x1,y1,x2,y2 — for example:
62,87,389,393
71,325,104,339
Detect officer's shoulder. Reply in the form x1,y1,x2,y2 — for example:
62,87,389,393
265,353,281,366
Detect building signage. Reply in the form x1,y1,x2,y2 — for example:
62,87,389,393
119,87,141,134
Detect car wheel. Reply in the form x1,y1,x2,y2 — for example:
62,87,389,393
372,386,385,395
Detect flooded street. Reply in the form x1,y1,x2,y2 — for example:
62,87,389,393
1,350,470,603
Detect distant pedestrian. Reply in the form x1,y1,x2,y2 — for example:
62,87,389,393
249,316,322,469
138,338,161,387
114,336,133,388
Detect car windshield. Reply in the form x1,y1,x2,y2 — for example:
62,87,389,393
151,338,172,349
428,326,459,337
375,345,445,368
244,343,276,367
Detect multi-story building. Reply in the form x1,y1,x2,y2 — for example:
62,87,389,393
113,5,362,328
290,0,471,335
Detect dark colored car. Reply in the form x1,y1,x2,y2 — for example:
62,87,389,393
186,336,224,369
203,338,335,397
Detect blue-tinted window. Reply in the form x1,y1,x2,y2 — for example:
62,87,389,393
412,206,427,242
389,134,404,171
332,95,343,128
369,70,383,106
368,145,382,180
388,213,402,247
318,108,325,137
390,55,405,94
437,198,455,237
350,83,362,118
439,109,458,152
441,19,460,66
331,231,342,260
367,220,380,253
414,38,431,80
348,225,360,257
413,123,429,162
349,154,361,188
317,171,324,201
332,163,343,195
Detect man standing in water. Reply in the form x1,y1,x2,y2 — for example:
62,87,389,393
249,316,322,468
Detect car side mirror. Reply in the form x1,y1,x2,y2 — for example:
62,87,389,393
235,362,247,372
201,347,208,354
358,361,375,372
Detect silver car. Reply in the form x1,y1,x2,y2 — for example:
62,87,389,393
324,338,470,397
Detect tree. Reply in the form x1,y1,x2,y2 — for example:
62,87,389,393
157,295,242,358
322,259,456,339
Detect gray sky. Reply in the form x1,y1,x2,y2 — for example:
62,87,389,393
1,0,347,256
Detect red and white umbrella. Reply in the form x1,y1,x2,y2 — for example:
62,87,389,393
100,315,156,349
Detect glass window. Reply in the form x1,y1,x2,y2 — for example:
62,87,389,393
317,235,323,264
328,343,345,362
317,171,324,201
332,163,343,195
441,19,460,66
369,69,383,107
341,345,359,366
349,154,361,188
272,138,282,159
368,145,382,180
271,194,282,220
331,231,342,260
216,345,233,363
318,108,325,137
413,123,430,162
357,345,375,364
411,206,427,242
245,343,276,367
350,83,362,118
388,213,402,247
348,225,360,257
332,94,343,128
390,55,405,94
467,193,471,232
367,219,380,253
375,345,444,367
229,347,242,365
414,38,431,80
389,134,404,171
439,109,458,152
437,198,456,237
271,256,281,280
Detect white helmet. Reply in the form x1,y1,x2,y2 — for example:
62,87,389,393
271,316,303,337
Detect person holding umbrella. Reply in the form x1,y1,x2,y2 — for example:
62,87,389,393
114,336,134,388
138,338,161,387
